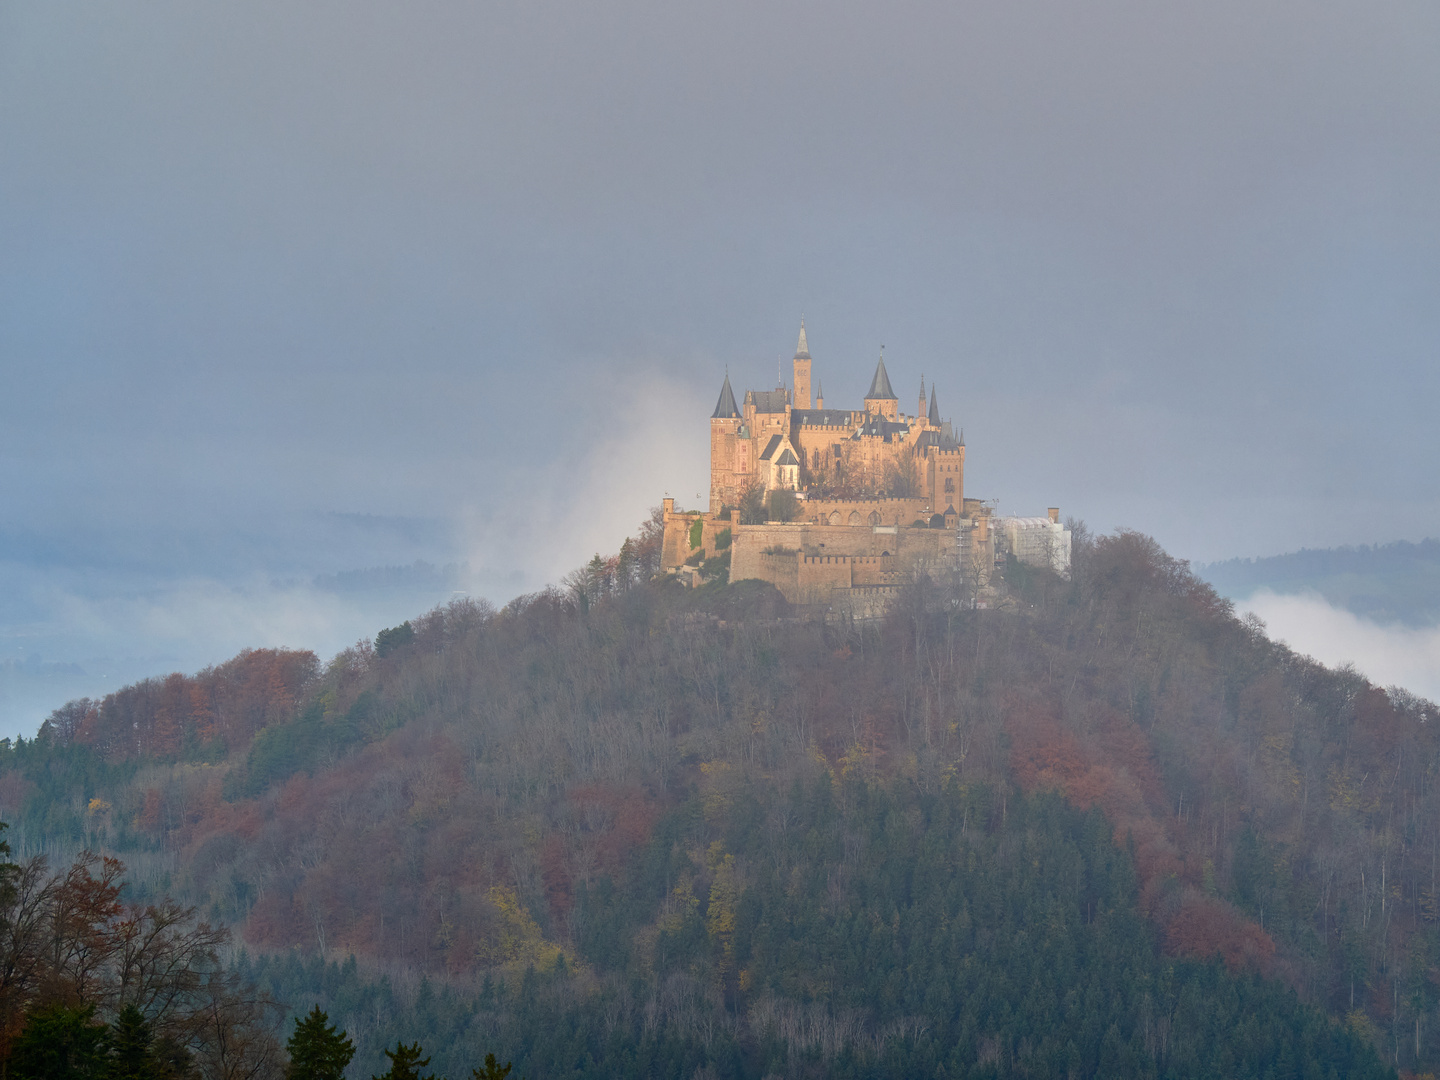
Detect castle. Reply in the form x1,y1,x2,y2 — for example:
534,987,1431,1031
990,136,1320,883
660,322,1073,611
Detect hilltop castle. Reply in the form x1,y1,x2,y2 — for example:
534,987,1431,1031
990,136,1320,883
706,321,966,523
661,322,1067,610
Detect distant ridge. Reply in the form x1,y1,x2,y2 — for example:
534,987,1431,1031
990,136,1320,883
1197,537,1440,626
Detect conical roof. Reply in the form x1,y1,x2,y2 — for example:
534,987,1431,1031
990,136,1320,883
794,320,810,360
866,354,897,400
711,373,740,418
928,386,941,426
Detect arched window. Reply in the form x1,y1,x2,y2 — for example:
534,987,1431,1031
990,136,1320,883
868,511,881,526
944,478,954,492
829,511,842,525
848,511,862,526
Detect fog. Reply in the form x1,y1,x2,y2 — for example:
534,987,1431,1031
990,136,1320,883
2,1,1437,734
1242,590,1440,703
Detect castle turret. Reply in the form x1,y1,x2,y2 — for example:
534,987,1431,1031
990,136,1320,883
865,351,898,420
928,385,941,427
918,375,926,421
709,373,743,513
791,320,812,410
815,379,824,410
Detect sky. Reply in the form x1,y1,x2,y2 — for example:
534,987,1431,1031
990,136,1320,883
1,1,1438,734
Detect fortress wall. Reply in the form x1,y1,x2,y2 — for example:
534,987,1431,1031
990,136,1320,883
801,497,935,528
795,554,852,597
731,521,958,602
729,523,806,585
660,502,738,571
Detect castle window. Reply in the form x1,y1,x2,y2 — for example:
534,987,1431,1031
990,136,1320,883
944,478,954,492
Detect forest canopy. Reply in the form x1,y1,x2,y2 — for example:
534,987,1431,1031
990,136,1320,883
3,520,1435,1077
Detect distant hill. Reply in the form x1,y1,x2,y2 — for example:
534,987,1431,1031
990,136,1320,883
1198,537,1440,626
2,528,1430,1078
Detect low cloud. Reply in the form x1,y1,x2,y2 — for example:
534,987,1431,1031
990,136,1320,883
1242,589,1440,703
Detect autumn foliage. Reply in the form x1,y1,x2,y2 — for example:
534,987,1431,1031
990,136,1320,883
5,521,1438,1073
39,649,319,760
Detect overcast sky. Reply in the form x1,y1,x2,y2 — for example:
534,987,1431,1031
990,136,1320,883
2,1,1438,731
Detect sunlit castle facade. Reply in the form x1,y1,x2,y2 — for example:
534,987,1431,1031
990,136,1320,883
705,321,968,524
659,321,1071,609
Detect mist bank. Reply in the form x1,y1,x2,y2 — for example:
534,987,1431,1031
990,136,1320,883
0,557,525,740
1240,587,1440,704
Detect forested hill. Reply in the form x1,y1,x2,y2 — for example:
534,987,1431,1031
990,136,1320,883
3,527,1436,1078
1198,537,1440,626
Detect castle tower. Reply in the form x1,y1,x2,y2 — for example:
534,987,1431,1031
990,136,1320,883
815,379,824,409
928,385,941,427
709,373,742,513
864,350,898,420
918,375,926,422
791,320,812,410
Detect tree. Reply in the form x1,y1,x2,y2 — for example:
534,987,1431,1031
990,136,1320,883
8,1003,110,1080
468,1054,513,1080
371,1042,428,1080
283,1007,353,1080
108,1003,159,1080
374,624,415,660
737,484,766,525
766,489,798,523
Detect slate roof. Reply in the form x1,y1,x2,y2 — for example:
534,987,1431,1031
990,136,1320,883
928,386,941,426
915,423,962,452
712,374,740,418
777,449,799,466
759,434,784,461
748,389,790,414
866,356,897,400
792,408,854,427
794,321,810,360
852,416,910,442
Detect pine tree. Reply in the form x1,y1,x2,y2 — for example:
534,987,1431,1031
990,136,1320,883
285,1006,355,1080
371,1041,428,1080
469,1053,513,1080
108,1004,158,1080
9,1004,111,1080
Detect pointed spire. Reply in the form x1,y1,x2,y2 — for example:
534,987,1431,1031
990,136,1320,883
711,372,740,418
794,319,810,360
928,385,941,426
865,350,897,400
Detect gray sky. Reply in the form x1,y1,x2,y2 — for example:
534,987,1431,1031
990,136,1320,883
2,0,1438,731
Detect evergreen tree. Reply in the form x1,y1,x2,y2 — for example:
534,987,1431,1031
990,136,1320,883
371,1041,428,1080
285,1006,355,1080
9,1004,110,1080
469,1054,513,1080
107,1004,158,1080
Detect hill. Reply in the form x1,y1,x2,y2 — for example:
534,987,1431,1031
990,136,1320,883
2,525,1435,1078
1198,538,1440,627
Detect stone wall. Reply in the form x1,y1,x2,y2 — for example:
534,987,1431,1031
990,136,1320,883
730,520,956,605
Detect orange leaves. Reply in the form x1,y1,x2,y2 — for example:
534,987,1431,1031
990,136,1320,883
136,789,164,833
1006,699,1275,971
1165,892,1276,971
41,648,319,763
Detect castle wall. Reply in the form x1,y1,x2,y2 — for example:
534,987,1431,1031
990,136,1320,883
730,520,958,604
800,496,938,528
